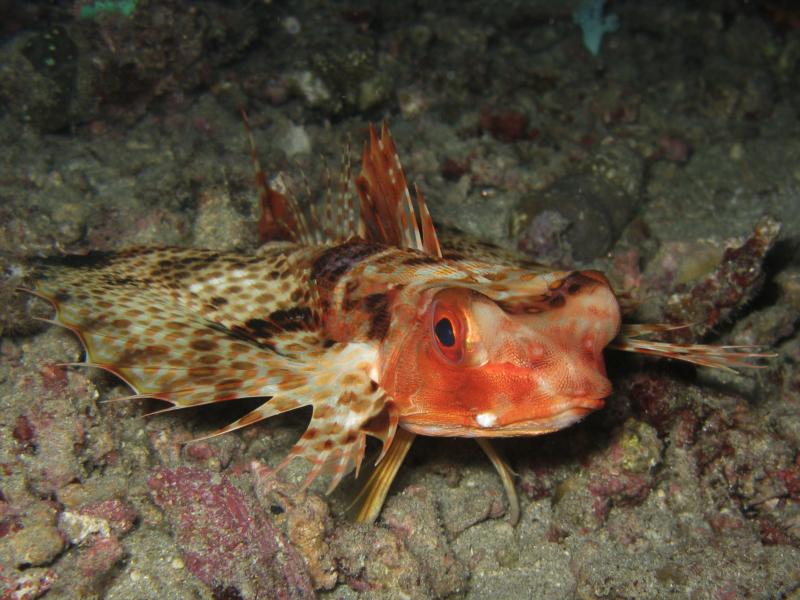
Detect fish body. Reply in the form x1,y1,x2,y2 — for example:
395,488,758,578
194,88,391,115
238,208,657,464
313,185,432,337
32,235,618,463
28,123,763,522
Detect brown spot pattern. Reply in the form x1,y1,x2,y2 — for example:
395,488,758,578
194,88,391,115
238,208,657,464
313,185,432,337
311,239,383,289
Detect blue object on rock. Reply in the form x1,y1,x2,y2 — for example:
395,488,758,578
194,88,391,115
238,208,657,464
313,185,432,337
79,0,137,19
573,0,619,56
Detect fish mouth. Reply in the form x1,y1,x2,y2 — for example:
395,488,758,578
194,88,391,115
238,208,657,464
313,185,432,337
566,394,606,412
402,395,606,438
471,398,605,437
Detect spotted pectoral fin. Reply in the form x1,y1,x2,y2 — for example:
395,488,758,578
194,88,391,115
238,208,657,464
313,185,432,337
33,246,327,358
30,278,305,407
610,323,775,371
30,272,388,493
200,342,389,493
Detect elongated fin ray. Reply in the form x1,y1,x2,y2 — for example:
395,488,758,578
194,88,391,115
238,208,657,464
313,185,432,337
413,184,442,256
477,439,520,526
348,427,417,523
610,323,774,372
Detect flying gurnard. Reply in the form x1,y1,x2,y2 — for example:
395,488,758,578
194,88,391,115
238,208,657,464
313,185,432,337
26,121,765,523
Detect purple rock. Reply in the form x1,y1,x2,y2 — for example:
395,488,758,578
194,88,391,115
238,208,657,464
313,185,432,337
148,467,314,600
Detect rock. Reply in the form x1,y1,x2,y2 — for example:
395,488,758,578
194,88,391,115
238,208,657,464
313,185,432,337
77,534,125,579
382,485,469,597
280,122,312,158
286,495,337,590
0,568,57,599
191,186,254,252
516,172,639,262
552,419,662,531
0,25,78,132
4,522,65,568
148,466,314,599
328,523,431,598
663,216,781,338
59,498,137,543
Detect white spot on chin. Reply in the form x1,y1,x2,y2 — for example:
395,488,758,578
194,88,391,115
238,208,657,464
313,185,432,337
476,412,497,428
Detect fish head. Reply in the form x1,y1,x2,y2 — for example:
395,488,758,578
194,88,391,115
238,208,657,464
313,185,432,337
380,270,621,437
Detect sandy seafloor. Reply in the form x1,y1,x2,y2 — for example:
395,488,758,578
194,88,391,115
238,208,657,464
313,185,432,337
1,1,800,598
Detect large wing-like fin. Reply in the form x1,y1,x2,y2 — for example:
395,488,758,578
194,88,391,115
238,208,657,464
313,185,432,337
33,246,326,356
27,252,387,492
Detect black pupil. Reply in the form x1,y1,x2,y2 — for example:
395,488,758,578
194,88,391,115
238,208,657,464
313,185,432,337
434,318,456,347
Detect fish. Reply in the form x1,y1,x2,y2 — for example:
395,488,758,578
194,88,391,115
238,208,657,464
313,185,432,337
23,121,768,524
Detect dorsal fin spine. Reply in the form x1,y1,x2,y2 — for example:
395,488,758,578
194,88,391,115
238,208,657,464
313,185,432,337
241,109,302,244
355,122,443,256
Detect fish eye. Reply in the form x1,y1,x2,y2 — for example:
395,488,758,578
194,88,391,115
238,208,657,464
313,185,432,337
431,300,465,364
434,318,456,347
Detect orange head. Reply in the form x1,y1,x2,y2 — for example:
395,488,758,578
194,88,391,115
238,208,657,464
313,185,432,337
379,271,621,437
